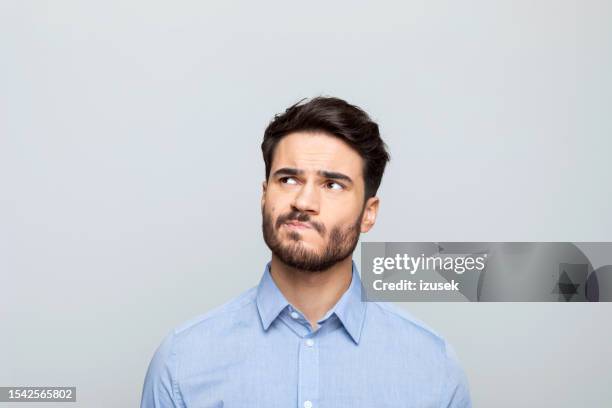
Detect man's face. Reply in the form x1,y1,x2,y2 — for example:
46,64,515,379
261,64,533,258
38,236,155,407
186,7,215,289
261,131,379,272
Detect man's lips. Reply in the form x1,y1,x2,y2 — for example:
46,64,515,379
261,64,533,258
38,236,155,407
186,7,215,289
283,220,312,229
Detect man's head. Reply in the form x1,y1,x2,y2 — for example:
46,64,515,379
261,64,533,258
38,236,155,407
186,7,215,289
261,97,390,272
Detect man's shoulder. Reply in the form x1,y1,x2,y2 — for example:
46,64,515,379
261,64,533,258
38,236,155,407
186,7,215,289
366,302,470,403
367,301,449,351
172,285,259,340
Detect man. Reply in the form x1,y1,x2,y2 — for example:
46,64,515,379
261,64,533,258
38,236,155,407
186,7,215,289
141,97,472,407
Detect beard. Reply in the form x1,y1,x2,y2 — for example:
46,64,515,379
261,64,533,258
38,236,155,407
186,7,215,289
262,204,363,272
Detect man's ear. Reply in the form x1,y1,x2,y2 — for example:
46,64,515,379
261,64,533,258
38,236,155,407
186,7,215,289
360,196,380,233
261,180,267,210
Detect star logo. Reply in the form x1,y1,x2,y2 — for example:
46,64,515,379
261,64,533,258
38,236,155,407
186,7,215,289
552,269,581,301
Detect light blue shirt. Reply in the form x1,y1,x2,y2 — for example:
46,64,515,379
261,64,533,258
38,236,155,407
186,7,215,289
141,261,472,407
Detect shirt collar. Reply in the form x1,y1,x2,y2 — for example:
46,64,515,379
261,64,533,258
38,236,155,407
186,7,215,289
255,261,367,344
330,261,367,344
255,263,291,331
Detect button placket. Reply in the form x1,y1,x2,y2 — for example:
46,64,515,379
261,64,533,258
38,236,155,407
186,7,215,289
297,335,319,408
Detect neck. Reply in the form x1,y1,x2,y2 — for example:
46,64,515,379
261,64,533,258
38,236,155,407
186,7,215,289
269,255,353,330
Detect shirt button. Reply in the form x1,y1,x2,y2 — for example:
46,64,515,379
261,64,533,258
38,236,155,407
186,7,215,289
305,339,314,347
290,311,299,319
303,401,313,408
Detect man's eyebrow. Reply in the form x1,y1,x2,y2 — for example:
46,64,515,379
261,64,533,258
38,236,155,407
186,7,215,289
271,167,353,185
272,167,303,177
317,170,353,184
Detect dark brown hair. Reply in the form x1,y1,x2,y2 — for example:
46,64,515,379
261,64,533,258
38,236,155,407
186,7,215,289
261,96,390,200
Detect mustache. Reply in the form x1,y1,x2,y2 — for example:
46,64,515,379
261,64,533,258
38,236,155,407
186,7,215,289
275,210,326,236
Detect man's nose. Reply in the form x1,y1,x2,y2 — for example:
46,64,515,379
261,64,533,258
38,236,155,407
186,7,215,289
291,181,320,214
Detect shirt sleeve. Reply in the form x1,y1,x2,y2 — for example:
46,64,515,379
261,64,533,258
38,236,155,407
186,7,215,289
439,342,472,408
140,331,184,408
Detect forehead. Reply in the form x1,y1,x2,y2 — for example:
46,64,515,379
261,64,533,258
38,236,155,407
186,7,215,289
270,131,364,177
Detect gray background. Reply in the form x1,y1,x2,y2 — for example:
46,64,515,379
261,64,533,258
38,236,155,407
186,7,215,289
1,1,611,407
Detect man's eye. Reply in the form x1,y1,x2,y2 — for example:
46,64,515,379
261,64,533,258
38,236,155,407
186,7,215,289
326,181,344,191
280,177,298,185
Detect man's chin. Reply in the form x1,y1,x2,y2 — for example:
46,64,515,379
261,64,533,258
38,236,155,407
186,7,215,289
276,226,313,239
274,237,324,255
